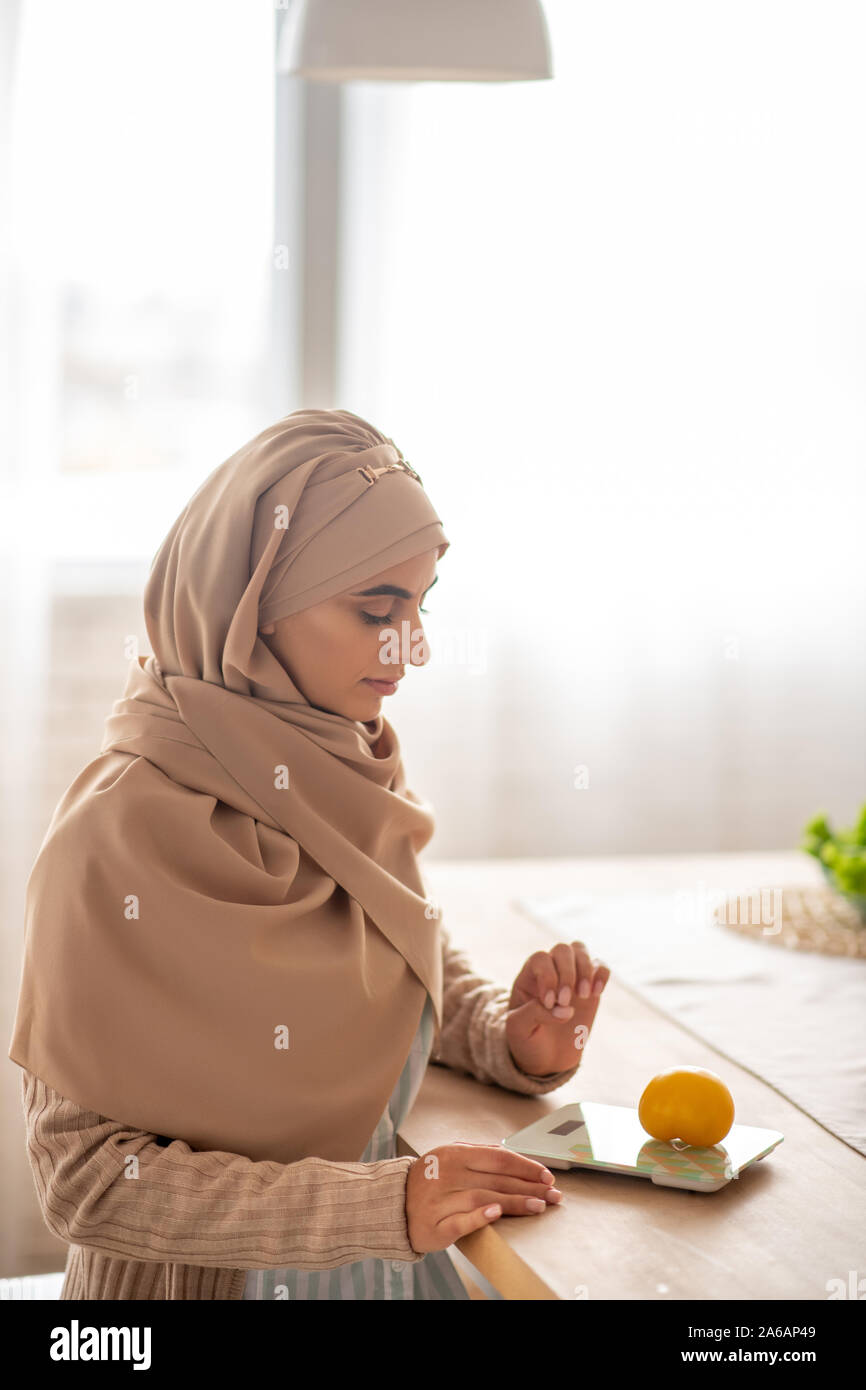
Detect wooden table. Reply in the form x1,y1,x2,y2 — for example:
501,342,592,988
398,853,865,1300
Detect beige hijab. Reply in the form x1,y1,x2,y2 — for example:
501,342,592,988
8,408,450,1165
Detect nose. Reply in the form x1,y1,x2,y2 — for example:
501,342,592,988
409,616,431,669
376,612,431,673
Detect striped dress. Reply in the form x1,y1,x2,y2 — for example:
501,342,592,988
242,992,470,1300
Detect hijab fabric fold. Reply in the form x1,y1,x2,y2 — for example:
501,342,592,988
8,408,451,1165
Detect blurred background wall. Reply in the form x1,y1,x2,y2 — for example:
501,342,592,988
2,0,864,886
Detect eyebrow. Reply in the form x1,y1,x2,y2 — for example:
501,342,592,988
351,575,439,601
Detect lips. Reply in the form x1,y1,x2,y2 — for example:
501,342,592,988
364,677,400,694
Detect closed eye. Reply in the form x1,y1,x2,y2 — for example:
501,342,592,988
361,607,430,625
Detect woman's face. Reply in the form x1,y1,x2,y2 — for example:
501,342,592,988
259,548,440,721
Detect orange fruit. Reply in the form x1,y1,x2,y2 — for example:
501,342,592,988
638,1066,735,1147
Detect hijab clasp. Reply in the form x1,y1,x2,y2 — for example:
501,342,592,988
357,459,423,487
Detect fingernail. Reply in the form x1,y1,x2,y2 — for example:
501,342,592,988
540,1169,554,1183
592,978,605,995
558,986,571,1006
544,990,555,1009
545,1188,563,1203
484,1204,501,1218
579,979,591,998
552,1005,574,1019
526,1198,546,1213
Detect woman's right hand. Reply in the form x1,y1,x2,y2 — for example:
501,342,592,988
404,1141,562,1253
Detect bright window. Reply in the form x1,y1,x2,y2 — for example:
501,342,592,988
8,0,275,558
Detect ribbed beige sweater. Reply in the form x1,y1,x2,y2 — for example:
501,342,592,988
18,928,580,1299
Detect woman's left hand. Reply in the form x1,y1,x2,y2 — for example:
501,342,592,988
505,941,610,1077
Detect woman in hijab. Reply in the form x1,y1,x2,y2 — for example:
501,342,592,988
8,407,608,1300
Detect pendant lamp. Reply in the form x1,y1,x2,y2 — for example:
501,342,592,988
276,0,553,82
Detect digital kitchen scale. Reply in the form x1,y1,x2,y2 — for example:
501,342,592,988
502,1101,784,1192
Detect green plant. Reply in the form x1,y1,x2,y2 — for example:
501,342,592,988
801,803,866,896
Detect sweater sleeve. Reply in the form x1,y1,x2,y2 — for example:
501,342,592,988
431,924,583,1094
18,1069,425,1271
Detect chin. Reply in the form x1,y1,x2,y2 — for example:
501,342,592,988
331,687,381,721
358,683,384,712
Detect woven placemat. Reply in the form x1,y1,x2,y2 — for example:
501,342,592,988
712,882,866,958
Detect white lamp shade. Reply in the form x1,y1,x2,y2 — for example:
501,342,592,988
276,0,553,82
